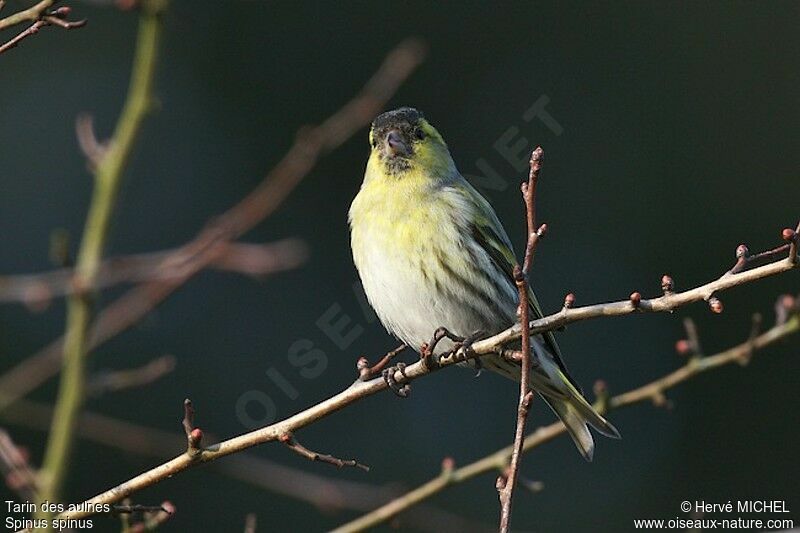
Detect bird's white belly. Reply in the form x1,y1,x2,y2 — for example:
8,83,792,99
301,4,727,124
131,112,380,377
355,230,516,353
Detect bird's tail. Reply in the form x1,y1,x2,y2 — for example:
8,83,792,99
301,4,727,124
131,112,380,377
539,383,620,461
483,346,620,461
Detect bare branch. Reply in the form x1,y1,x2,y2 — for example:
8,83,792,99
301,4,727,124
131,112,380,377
0,398,486,532
357,343,407,380
279,432,369,472
498,146,545,531
521,147,546,274
51,236,798,522
0,239,308,308
0,429,39,501
243,513,257,533
0,1,85,55
87,354,175,397
182,399,202,455
333,304,800,531
497,267,534,532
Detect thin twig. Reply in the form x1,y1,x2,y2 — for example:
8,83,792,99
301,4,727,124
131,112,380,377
498,147,545,531
0,1,85,55
0,429,39,501
51,237,798,522
126,501,175,532
0,0,55,31
243,513,257,533
357,343,407,380
497,267,534,532
0,37,426,414
87,354,176,397
332,308,800,532
75,114,108,169
34,2,163,524
0,239,308,307
521,147,545,275
0,398,487,533
182,399,202,454
0,20,45,54
279,432,369,472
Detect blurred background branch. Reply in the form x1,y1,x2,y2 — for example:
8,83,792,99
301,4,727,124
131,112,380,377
33,0,164,523
0,36,426,415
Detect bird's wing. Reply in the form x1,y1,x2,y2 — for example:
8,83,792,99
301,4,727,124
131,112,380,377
457,180,583,392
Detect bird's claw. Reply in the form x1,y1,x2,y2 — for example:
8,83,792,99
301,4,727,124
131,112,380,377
382,362,410,398
450,329,484,364
421,327,465,370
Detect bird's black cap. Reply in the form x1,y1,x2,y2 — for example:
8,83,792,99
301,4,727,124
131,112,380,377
372,107,424,130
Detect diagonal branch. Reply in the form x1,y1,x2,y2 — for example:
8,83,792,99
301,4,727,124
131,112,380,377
333,306,800,532
0,429,39,501
49,234,798,522
0,1,85,55
279,432,369,472
0,398,489,533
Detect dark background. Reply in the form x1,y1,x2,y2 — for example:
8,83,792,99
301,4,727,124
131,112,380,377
1,1,798,531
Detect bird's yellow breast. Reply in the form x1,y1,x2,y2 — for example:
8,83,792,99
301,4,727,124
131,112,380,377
350,158,452,262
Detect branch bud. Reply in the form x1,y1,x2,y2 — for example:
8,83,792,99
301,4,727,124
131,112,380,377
782,228,796,243
708,296,724,314
780,294,796,311
629,291,642,307
661,274,674,294
188,428,203,449
735,244,749,259
441,456,455,473
674,339,692,356
563,293,575,309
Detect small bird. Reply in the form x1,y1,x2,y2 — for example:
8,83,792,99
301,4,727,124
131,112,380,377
349,107,619,460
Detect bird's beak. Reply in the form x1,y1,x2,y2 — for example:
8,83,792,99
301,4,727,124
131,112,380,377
384,130,410,157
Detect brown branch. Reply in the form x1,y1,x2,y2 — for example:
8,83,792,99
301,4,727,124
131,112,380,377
0,0,55,30
0,398,485,532
48,232,798,519
243,513,257,533
498,147,546,531
0,239,308,308
0,429,39,501
279,432,369,472
0,37,425,414
0,2,85,55
87,354,175,397
124,501,175,532
521,146,545,275
75,114,109,169
357,343,407,380
182,399,202,454
332,303,800,532
497,268,534,532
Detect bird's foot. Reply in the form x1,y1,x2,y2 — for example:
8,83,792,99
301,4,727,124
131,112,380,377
450,329,485,365
382,362,410,398
420,327,464,370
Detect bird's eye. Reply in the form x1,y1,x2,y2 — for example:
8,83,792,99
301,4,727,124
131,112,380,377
414,128,425,140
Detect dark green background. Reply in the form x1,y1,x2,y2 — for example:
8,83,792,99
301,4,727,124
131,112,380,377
1,1,798,531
